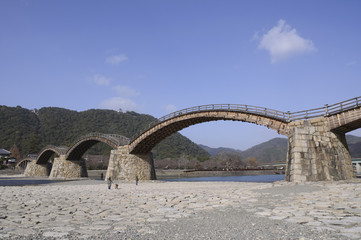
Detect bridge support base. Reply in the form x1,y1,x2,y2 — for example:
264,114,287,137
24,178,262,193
49,155,88,179
106,146,156,181
24,161,50,177
286,118,355,182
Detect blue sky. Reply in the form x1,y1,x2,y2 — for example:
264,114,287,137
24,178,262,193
1,0,361,150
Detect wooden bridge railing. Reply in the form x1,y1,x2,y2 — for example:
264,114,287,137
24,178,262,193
131,96,361,142
288,96,361,121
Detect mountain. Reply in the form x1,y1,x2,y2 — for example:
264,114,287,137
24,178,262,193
200,135,361,164
0,105,209,160
199,138,287,164
240,138,288,163
347,135,361,158
198,144,242,156
346,135,361,145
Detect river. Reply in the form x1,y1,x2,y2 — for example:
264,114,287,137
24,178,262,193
164,174,285,183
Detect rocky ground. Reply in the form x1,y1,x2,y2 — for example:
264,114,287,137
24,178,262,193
0,175,360,239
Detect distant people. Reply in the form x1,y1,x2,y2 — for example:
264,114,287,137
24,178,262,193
100,173,104,180
135,176,139,185
107,177,113,190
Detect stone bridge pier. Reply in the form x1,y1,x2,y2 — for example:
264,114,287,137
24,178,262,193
105,146,156,181
24,162,50,177
49,155,88,179
24,156,88,179
285,117,354,182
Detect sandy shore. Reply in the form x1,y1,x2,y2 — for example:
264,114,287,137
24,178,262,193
0,175,361,239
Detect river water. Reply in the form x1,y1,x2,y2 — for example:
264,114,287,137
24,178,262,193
164,174,285,183
0,174,285,186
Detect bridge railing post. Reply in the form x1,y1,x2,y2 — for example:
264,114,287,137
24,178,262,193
287,111,290,122
324,104,329,116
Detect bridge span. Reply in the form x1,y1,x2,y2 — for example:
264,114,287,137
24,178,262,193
24,133,130,178
25,96,361,182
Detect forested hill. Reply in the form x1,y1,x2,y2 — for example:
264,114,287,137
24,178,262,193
0,105,209,160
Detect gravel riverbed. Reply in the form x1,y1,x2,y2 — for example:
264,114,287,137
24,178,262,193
1,175,360,239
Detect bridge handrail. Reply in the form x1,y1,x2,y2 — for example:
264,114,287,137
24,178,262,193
72,132,130,147
131,96,361,142
158,104,287,123
288,96,361,121
38,145,69,155
131,104,288,141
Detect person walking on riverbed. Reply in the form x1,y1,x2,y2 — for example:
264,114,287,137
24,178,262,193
107,177,113,190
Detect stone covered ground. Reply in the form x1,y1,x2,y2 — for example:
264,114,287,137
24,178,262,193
0,176,361,239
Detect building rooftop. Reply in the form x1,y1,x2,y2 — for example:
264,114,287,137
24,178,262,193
0,149,11,155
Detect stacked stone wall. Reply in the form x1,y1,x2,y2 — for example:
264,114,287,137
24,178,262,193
49,155,88,179
24,161,49,177
106,146,156,181
286,118,354,182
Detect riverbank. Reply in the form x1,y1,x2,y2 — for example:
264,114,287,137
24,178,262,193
1,176,360,239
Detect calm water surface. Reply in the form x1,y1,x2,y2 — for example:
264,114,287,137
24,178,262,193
0,174,285,186
164,174,285,183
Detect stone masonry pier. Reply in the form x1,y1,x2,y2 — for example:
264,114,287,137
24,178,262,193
105,146,156,181
286,117,354,181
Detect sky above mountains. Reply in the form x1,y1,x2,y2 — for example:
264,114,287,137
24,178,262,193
1,1,361,149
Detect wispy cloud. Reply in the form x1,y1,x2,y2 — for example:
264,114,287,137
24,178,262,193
100,97,137,111
113,85,139,97
100,84,140,111
165,104,177,113
258,20,317,63
93,74,111,86
106,54,128,65
346,61,357,66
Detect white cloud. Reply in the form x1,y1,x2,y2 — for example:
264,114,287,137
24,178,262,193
93,74,111,86
100,97,137,111
113,85,139,97
106,54,128,65
258,20,317,63
165,104,177,113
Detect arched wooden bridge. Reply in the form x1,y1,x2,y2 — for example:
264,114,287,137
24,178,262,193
24,96,361,182
66,133,129,160
129,97,361,154
29,133,130,166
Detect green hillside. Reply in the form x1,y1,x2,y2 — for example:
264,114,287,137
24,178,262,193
200,135,361,164
0,105,209,160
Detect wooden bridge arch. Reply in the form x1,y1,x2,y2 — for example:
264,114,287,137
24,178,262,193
129,104,289,154
129,97,361,154
36,145,69,164
15,158,35,170
66,133,130,160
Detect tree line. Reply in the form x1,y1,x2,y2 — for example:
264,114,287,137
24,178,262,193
0,105,210,160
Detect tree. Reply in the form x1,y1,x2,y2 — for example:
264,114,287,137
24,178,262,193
10,144,21,160
246,157,258,167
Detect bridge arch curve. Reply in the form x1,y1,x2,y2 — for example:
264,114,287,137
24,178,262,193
15,158,35,170
129,104,289,154
66,133,130,160
36,145,69,164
